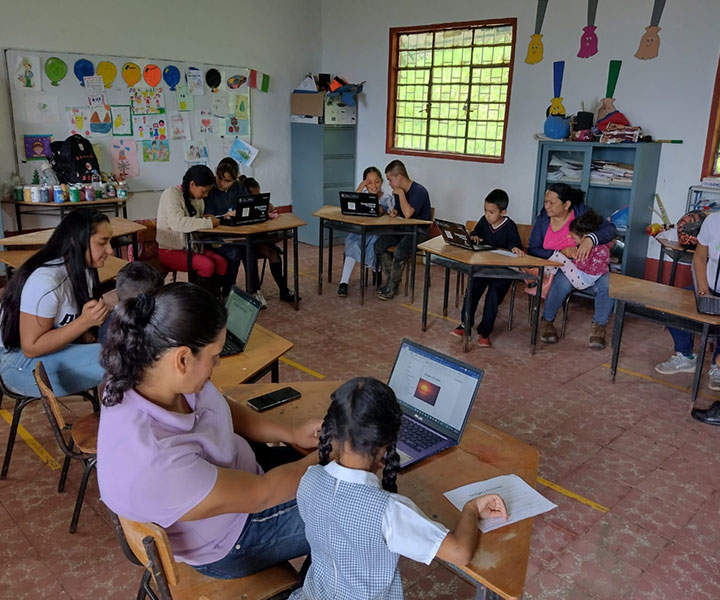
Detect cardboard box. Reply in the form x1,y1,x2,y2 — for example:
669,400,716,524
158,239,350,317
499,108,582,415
291,92,326,117
324,96,357,124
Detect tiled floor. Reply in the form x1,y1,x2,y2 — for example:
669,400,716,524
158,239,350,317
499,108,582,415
1,241,719,599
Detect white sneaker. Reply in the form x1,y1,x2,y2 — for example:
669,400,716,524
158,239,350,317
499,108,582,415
654,352,696,375
709,364,720,391
253,290,267,309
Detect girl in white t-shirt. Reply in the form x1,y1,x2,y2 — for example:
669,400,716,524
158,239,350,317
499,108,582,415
0,208,112,397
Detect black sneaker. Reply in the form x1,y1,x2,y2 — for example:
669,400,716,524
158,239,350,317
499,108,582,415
280,290,300,303
337,283,348,296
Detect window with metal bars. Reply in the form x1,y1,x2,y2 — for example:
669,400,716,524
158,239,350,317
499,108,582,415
386,19,516,163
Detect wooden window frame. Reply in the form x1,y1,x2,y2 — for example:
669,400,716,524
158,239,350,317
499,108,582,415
702,53,720,177
385,18,517,164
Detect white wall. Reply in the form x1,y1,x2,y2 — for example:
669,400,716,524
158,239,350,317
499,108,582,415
0,0,322,230
321,0,720,257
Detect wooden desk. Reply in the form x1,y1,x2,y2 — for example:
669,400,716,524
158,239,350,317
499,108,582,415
418,236,560,354
656,238,694,285
211,324,293,389
3,195,132,232
313,205,433,305
609,273,720,404
224,381,538,600
0,251,127,284
195,214,306,311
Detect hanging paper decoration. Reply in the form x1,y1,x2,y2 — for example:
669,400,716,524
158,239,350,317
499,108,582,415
249,69,270,93
205,68,222,93
577,0,599,58
44,57,67,87
143,64,162,87
635,0,666,60
163,65,181,91
73,59,94,85
15,55,40,91
543,61,570,139
525,0,548,65
186,67,204,95
596,60,630,132
96,61,117,88
122,62,141,87
227,74,247,90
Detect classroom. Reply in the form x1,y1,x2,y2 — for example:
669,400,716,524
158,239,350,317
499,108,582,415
0,0,719,598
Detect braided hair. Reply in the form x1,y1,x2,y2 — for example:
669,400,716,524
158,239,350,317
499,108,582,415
100,282,227,407
180,164,215,217
318,377,403,493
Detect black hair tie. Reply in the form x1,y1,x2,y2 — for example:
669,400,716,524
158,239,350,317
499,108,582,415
135,293,156,326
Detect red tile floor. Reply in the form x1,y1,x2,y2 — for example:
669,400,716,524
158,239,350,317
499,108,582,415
1,242,719,599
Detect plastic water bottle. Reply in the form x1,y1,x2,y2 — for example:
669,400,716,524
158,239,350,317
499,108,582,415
39,161,59,186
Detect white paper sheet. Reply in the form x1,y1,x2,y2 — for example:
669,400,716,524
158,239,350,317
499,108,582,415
490,249,517,258
444,474,556,533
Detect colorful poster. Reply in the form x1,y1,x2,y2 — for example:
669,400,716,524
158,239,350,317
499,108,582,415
185,67,204,95
111,105,133,136
229,137,258,167
24,134,53,160
88,105,113,137
111,139,139,178
129,87,165,115
176,83,193,111
132,114,166,140
141,139,170,162
170,112,190,140
15,55,41,91
198,110,214,134
66,106,92,136
183,139,209,162
84,75,105,107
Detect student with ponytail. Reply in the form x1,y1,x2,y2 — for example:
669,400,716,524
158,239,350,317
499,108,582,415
97,283,321,578
290,377,508,600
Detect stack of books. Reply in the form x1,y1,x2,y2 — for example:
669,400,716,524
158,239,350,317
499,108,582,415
590,160,634,187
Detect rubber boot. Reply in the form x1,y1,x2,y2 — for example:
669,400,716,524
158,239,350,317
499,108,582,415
379,259,405,300
378,252,393,295
270,260,297,302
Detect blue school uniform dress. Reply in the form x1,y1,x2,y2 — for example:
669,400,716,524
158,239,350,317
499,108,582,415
343,192,393,268
290,462,448,600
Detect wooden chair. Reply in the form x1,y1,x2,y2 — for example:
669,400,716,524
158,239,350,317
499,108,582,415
33,362,99,533
0,376,40,480
126,219,177,283
109,510,300,600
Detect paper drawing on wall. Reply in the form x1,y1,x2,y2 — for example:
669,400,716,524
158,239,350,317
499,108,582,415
635,0,666,60
176,84,194,111
212,93,227,118
84,76,106,107
186,67,204,95
543,61,570,139
199,110,214,134
27,98,58,123
595,60,630,132
229,137,258,167
163,65,181,91
143,64,162,87
122,62,141,87
97,61,117,88
142,139,169,162
15,55,41,91
89,105,113,136
132,115,164,140
44,57,67,87
205,68,222,93
129,87,165,115
226,114,248,136
577,0,599,58
24,134,53,160
111,139,139,178
170,112,190,140
66,107,92,137
111,105,133,136
73,59,94,85
525,0,548,64
183,139,209,162
249,69,270,92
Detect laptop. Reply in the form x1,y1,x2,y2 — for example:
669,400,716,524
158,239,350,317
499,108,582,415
435,218,494,251
387,339,484,468
220,286,262,357
225,193,271,225
692,262,720,316
339,191,380,217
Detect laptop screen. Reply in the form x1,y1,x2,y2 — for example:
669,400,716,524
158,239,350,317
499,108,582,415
387,339,484,440
225,288,260,346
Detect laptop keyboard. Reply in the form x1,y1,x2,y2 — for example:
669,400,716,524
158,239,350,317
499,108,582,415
220,341,239,357
399,418,445,451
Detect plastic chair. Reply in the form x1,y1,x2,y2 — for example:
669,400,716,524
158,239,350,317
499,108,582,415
34,362,98,533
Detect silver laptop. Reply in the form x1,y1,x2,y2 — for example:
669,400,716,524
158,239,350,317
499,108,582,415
692,263,720,316
221,287,262,357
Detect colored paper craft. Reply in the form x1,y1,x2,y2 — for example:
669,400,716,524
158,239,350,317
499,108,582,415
66,106,92,137
111,105,133,136
122,62,141,87
169,112,190,140
44,57,67,87
15,55,41,91
183,139,209,162
577,0,599,58
97,61,117,88
186,67,204,95
144,64,162,87
132,114,165,140
111,139,139,178
227,74,247,90
163,65,181,90
176,84,193,111
229,137,258,167
141,139,170,162
199,110,214,134
635,0,666,60
89,105,113,136
84,75,106,107
525,0,548,65
24,134,53,160
249,69,270,92
205,68,222,93
73,59,94,85
226,114,248,136
129,87,165,115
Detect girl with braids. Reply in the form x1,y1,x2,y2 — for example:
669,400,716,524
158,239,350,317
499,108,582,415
156,165,229,295
97,282,321,578
0,207,111,397
290,377,507,600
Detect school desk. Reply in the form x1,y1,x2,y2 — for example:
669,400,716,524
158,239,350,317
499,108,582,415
2,195,132,233
418,236,561,354
210,324,293,390
655,238,694,285
313,205,433,305
195,213,306,311
609,273,720,405
224,381,539,600
0,250,127,284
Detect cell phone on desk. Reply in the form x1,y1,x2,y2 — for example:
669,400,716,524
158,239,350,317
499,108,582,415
247,387,301,412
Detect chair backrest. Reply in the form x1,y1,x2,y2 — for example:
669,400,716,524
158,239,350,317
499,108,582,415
466,220,477,232
34,362,67,430
118,516,180,587
517,224,532,250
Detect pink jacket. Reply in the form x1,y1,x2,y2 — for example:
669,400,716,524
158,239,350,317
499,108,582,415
574,244,610,276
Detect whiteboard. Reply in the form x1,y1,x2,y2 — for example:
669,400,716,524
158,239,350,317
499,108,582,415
5,48,252,192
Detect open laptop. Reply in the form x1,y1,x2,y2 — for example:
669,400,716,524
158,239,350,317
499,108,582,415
220,286,262,357
226,193,271,225
387,339,484,468
435,218,494,251
339,191,380,217
692,263,720,316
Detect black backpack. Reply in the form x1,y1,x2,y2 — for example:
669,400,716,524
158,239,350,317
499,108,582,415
49,134,100,184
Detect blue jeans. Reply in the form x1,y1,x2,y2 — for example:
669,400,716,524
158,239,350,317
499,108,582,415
543,271,613,326
0,343,104,397
668,286,720,364
192,499,309,579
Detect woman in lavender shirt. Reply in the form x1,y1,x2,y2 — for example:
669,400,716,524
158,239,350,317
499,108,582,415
97,283,321,578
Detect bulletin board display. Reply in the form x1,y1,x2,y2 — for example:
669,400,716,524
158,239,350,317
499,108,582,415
5,48,254,192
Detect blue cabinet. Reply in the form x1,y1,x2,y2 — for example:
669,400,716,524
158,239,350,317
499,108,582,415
291,123,356,244
533,141,661,278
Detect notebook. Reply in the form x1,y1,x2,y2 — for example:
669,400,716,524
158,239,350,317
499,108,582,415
435,218,494,251
220,286,262,357
387,339,484,468
225,193,270,225
339,191,380,217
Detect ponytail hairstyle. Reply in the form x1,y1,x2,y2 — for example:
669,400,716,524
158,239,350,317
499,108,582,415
547,183,585,208
569,208,605,236
181,164,215,217
362,166,382,181
216,156,239,181
318,377,403,493
0,208,108,350
239,175,260,195
100,282,227,407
